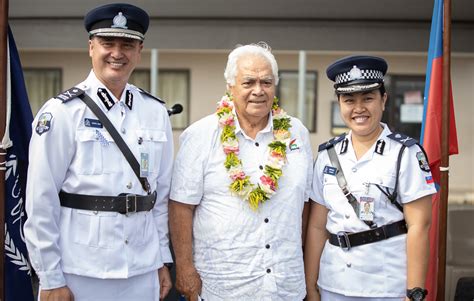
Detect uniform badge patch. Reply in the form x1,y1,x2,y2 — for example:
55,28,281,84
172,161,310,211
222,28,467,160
416,151,430,172
425,176,434,184
323,165,337,176
35,112,53,135
289,138,300,151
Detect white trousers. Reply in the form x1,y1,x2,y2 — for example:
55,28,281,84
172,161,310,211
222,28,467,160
321,289,403,301
40,271,159,301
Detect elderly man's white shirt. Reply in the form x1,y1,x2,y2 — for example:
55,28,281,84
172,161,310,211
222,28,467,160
311,124,437,298
171,113,313,300
24,71,173,289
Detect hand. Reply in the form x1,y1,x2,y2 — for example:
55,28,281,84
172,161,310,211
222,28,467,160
40,286,74,301
175,265,202,301
158,267,173,300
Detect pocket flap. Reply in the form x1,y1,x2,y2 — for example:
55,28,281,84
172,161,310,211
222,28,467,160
77,129,115,142
369,173,396,189
135,129,167,142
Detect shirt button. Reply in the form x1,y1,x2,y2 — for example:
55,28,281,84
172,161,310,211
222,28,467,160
125,239,129,244
264,218,269,223
352,167,357,172
255,142,259,147
346,262,352,268
345,214,350,219
126,182,132,189
266,268,271,273
265,244,270,249
121,128,126,134
259,165,263,170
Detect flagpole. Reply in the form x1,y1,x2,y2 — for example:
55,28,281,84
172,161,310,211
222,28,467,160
437,0,451,299
0,0,9,299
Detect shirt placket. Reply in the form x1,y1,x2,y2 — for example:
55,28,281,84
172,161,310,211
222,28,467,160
252,132,277,296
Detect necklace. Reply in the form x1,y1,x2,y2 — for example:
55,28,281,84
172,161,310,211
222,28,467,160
216,94,292,210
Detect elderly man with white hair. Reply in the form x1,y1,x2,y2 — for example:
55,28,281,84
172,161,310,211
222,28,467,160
169,42,313,301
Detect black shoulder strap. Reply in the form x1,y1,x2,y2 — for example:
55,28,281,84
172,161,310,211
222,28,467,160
56,87,85,103
387,132,417,147
137,87,165,104
318,133,347,152
78,91,151,194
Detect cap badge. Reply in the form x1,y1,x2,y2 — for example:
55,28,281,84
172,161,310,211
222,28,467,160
112,12,128,29
349,65,363,80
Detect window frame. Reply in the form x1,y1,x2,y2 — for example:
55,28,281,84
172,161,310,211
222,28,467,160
130,68,191,130
276,70,318,133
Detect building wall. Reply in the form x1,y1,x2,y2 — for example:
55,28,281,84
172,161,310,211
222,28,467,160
19,49,474,202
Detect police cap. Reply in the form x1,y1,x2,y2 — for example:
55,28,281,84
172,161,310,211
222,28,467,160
326,55,388,94
84,3,149,41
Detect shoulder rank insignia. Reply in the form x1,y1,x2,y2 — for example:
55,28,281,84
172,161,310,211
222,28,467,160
55,87,85,103
137,88,165,104
387,132,418,147
318,133,347,152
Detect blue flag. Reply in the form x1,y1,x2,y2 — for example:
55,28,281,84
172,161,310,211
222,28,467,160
4,26,34,301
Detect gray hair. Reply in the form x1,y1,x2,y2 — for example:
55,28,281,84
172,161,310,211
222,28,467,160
224,42,279,86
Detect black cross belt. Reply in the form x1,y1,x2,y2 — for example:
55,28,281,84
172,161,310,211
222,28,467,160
329,219,407,250
59,190,157,214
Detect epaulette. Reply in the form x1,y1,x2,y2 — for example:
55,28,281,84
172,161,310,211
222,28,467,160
387,132,418,147
318,133,347,152
137,88,165,104
55,87,85,103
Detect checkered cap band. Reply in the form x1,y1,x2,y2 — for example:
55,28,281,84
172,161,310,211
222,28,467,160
335,69,384,85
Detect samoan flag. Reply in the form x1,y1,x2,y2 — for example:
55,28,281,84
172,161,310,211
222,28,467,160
420,0,459,300
4,26,35,301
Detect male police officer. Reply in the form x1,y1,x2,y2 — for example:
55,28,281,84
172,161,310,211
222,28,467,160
24,3,173,300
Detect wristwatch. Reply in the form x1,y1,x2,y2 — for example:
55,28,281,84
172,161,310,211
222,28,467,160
163,262,173,270
407,287,428,301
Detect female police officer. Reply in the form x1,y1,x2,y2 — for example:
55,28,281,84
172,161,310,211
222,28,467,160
304,55,436,301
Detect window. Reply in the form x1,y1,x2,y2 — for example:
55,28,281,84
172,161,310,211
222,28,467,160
129,69,190,129
277,71,317,132
383,75,425,139
23,68,62,115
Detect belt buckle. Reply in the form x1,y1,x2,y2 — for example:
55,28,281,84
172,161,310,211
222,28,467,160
336,231,351,251
125,194,138,215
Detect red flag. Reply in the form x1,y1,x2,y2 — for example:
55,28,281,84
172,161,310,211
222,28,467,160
421,0,458,299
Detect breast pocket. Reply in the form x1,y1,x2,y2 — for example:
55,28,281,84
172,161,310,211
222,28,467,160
76,130,103,175
76,129,122,174
135,129,168,175
367,173,397,208
322,174,343,209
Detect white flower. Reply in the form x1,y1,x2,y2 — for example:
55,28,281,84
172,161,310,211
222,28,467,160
265,155,285,169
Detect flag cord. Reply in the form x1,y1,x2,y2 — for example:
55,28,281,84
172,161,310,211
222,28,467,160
439,166,449,172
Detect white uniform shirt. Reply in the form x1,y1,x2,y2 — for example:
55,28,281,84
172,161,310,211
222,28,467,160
170,113,313,301
24,71,173,289
311,124,437,298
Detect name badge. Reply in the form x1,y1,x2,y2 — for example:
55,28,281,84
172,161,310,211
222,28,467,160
359,196,375,222
323,165,337,176
84,118,103,128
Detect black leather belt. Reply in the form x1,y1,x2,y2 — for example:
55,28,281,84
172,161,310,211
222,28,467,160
329,220,407,250
59,190,157,214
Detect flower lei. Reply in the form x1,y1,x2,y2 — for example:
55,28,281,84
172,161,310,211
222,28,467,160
216,93,292,210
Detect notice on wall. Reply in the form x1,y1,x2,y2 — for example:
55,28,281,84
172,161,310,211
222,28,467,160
403,90,423,104
400,104,424,123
